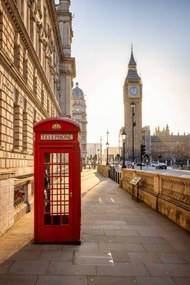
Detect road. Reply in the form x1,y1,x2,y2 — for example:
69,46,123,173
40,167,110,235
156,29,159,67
114,164,190,177
135,165,190,177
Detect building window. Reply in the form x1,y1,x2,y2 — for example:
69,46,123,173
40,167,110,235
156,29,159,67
33,108,37,123
14,33,21,71
41,85,44,105
47,98,49,113
30,14,34,42
0,13,3,48
43,6,47,30
13,104,22,151
23,110,27,152
38,31,41,62
0,89,3,148
23,50,28,81
21,0,24,20
26,3,30,32
23,98,28,152
13,88,23,151
33,69,37,96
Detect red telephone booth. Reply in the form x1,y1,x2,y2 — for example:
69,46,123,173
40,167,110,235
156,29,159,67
33,117,81,243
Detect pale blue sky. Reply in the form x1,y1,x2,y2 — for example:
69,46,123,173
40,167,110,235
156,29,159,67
57,0,190,146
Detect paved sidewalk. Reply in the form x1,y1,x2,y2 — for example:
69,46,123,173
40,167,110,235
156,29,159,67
0,169,190,285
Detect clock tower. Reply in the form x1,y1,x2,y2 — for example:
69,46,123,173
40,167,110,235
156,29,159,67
123,47,142,162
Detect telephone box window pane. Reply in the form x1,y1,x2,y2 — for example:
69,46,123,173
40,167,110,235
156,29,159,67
44,152,70,225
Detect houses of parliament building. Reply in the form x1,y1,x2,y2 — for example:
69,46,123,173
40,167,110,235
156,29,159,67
123,48,190,166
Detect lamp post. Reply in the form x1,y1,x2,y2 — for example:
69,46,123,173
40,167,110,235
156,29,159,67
121,128,126,168
106,130,109,165
97,149,100,164
131,102,136,168
100,136,102,164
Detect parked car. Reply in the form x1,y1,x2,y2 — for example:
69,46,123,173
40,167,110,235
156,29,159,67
136,162,145,166
125,161,133,168
155,163,167,169
151,161,159,167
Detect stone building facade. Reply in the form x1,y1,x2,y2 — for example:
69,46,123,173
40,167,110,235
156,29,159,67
0,0,75,234
72,82,87,164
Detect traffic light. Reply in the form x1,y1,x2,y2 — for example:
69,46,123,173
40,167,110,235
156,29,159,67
141,144,146,156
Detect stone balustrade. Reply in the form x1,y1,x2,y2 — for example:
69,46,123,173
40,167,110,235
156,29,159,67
97,165,190,232
97,164,109,178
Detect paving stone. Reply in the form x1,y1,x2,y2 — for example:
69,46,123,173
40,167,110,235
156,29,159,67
98,242,145,252
83,234,116,243
73,250,114,265
156,252,189,264
87,276,137,285
47,261,96,275
136,276,176,285
179,252,190,263
40,250,73,261
125,244,146,252
0,275,37,285
97,263,149,276
76,242,99,251
111,251,130,263
95,220,127,226
82,228,105,236
173,277,190,285
90,224,121,230
36,275,87,285
169,240,190,251
138,230,162,237
120,236,168,244
143,243,177,253
104,229,140,237
8,260,49,275
24,243,63,250
0,260,14,274
146,263,190,277
128,252,161,263
8,249,42,261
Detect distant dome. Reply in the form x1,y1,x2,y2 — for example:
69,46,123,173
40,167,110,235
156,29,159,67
72,82,84,97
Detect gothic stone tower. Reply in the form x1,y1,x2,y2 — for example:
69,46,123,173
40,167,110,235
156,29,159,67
123,47,142,161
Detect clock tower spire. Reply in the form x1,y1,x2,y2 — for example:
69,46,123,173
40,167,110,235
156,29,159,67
123,47,142,162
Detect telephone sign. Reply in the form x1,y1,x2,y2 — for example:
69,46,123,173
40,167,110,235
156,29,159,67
33,117,81,243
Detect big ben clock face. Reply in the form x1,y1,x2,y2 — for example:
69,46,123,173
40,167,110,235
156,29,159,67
129,86,138,96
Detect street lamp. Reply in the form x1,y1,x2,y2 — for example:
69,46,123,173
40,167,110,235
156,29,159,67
100,136,102,164
121,128,127,168
130,102,136,168
97,149,100,164
106,130,109,165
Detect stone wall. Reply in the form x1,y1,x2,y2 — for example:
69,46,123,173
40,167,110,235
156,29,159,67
97,165,109,177
0,169,34,237
14,176,34,223
120,169,190,232
0,170,15,236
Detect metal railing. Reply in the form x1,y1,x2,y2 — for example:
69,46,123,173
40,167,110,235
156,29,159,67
108,166,121,184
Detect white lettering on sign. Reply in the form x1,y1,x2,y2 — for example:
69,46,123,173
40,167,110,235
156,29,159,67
40,134,73,140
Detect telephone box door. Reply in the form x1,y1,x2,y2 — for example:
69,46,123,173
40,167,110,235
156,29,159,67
42,148,73,241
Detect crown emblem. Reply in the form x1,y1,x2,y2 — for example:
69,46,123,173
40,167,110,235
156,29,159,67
52,123,61,130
